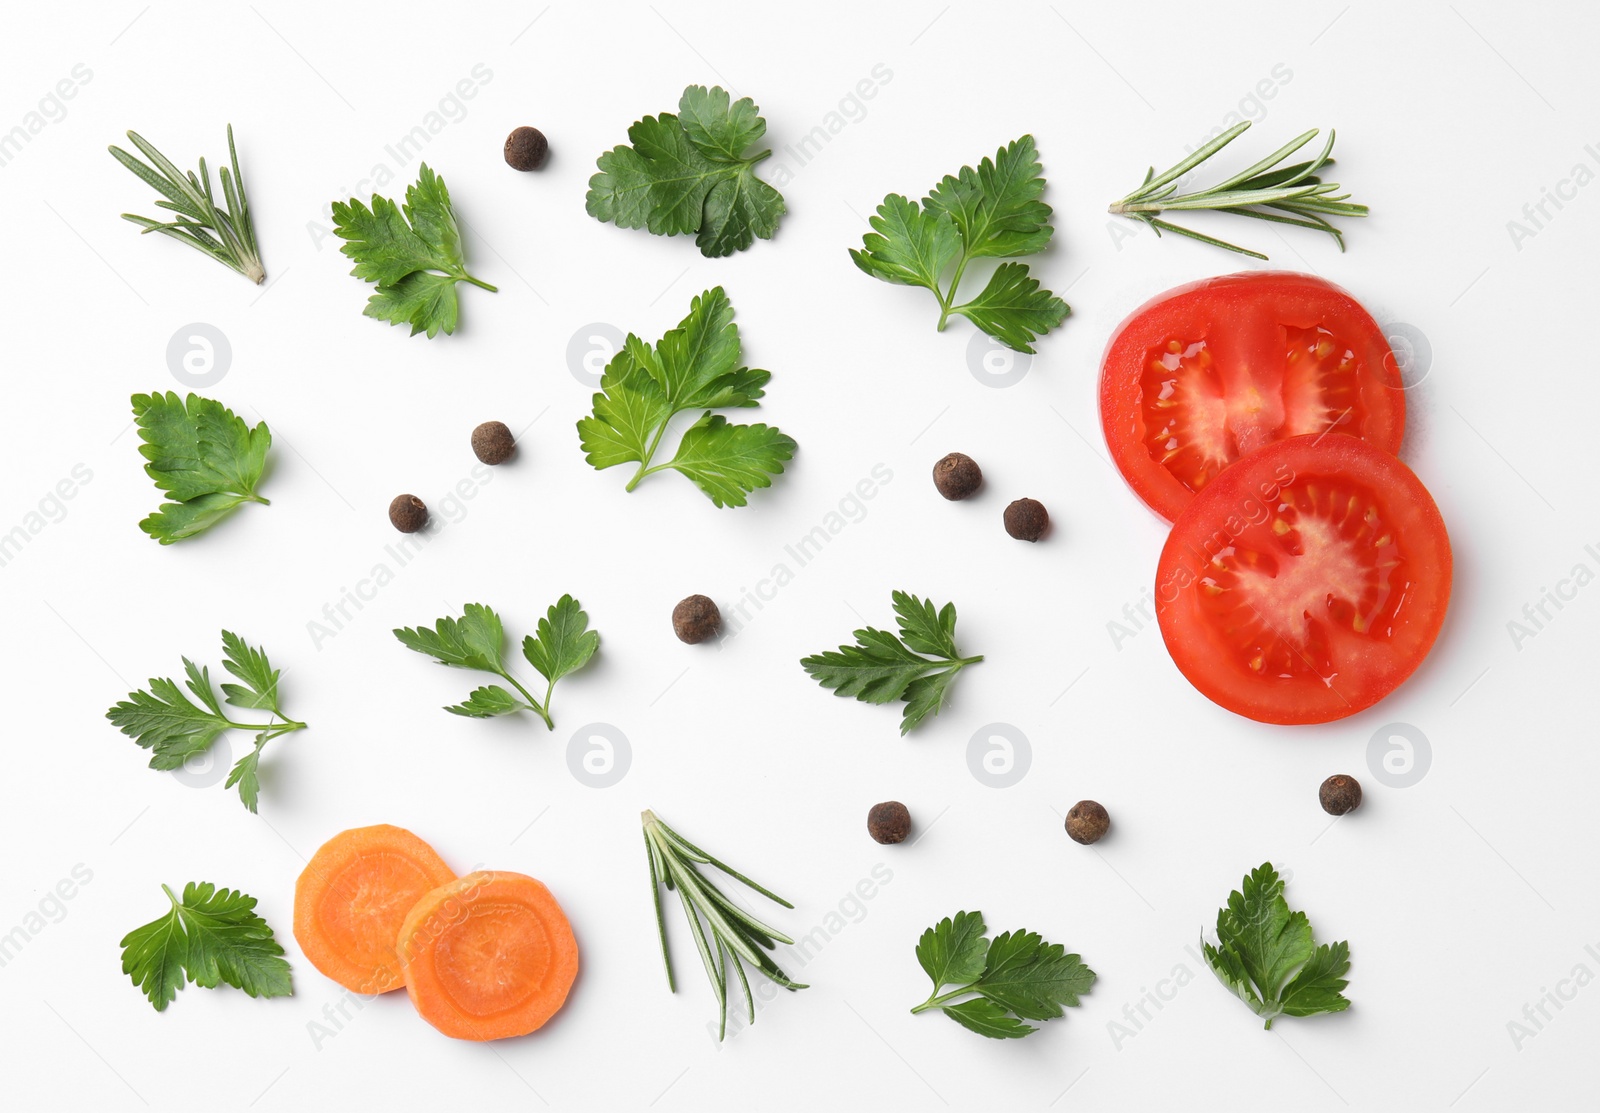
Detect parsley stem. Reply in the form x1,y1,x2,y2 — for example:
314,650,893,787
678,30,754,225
220,716,304,735
626,422,675,491
910,986,977,1013
935,253,973,331
627,461,676,489
500,672,553,729
460,274,498,293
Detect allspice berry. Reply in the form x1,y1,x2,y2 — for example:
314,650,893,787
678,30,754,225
933,452,982,500
388,494,429,534
1004,497,1049,541
1319,774,1363,816
867,801,911,845
672,595,721,644
1065,800,1110,845
471,420,516,465
503,126,548,171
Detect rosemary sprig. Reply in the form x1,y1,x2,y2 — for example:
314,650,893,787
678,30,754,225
642,809,806,1039
1108,122,1367,260
109,125,265,284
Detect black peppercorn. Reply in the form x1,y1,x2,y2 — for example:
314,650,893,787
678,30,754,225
503,126,548,171
867,801,911,845
932,452,983,500
471,420,516,465
388,494,429,534
1319,774,1362,816
1065,800,1109,844
1004,497,1049,541
672,595,721,644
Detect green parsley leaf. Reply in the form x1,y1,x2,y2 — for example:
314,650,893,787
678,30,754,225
108,668,228,771
850,135,1070,353
948,262,1071,354
800,591,981,734
808,629,938,704
978,929,1095,1020
943,997,1035,1039
849,193,961,293
393,602,508,673
364,271,462,337
577,288,796,507
395,598,599,730
588,114,711,237
331,164,496,338
587,85,786,257
891,592,960,658
107,632,305,813
667,415,795,508
522,594,601,685
132,391,270,544
119,882,292,1011
224,739,267,814
676,85,767,161
911,911,1095,1039
916,909,989,987
1279,940,1354,1018
447,685,529,718
1202,862,1351,1029
898,668,963,735
925,136,1055,259
218,629,282,711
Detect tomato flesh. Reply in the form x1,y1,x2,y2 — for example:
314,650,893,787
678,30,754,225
1156,435,1450,725
1102,272,1404,521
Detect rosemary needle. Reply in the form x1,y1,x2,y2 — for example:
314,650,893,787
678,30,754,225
1108,121,1367,260
109,124,266,284
643,809,806,1039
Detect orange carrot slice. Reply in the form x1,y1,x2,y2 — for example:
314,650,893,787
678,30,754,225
295,825,455,994
398,870,579,1040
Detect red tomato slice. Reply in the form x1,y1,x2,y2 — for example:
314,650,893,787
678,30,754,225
1100,272,1405,522
1155,435,1450,725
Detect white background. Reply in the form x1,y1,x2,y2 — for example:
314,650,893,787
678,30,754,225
3,2,1596,1109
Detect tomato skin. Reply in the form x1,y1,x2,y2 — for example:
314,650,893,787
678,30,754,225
1100,272,1405,522
1155,435,1450,725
